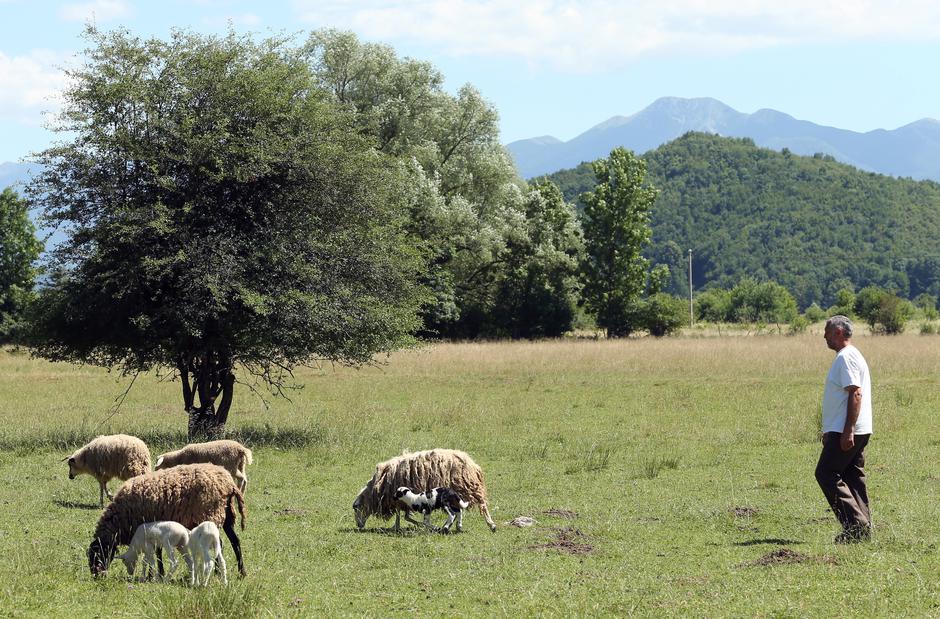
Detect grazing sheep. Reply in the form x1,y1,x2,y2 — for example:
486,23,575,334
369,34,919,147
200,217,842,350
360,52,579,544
187,521,227,586
87,463,246,578
155,440,253,493
63,434,152,507
394,486,471,533
117,521,193,581
352,449,497,532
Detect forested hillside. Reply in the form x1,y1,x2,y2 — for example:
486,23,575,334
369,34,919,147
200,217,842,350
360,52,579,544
546,133,940,308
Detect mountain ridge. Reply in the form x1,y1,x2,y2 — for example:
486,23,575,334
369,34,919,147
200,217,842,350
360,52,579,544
507,97,940,180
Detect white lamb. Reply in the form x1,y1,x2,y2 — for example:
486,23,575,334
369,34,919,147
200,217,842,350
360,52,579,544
117,521,193,581
187,521,227,586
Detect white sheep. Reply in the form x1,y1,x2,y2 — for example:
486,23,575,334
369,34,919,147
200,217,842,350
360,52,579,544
187,521,227,586
353,449,497,532
155,440,253,493
117,521,193,581
63,434,152,506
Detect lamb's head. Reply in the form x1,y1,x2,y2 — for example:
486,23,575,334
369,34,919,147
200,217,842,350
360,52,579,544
394,486,412,501
116,548,137,575
88,536,116,577
352,480,373,529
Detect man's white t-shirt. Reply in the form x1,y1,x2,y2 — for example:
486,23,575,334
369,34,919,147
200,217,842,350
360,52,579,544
822,344,872,434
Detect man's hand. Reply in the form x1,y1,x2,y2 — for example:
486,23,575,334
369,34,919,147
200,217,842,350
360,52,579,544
840,431,855,452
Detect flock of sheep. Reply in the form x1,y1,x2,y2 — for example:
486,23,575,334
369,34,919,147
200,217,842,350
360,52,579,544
64,434,496,584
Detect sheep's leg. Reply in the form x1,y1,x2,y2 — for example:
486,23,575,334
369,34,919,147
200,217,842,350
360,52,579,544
403,510,425,529
441,508,456,533
97,479,107,507
479,502,497,532
394,509,401,532
223,507,246,577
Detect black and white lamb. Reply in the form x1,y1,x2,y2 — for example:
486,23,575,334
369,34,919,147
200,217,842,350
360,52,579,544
394,486,471,533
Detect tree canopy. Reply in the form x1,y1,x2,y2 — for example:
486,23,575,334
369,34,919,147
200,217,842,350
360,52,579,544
0,188,42,342
26,27,427,437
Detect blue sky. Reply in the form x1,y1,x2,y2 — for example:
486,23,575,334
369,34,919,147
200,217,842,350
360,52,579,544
2,0,940,163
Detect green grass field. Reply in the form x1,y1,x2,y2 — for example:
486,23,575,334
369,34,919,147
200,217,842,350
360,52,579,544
1,331,939,617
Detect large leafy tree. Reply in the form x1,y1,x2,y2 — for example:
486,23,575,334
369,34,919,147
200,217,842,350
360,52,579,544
303,29,528,338
580,148,658,337
26,28,427,438
0,188,43,342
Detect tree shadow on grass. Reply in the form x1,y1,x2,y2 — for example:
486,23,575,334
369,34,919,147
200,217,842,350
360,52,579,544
53,499,100,511
734,538,804,547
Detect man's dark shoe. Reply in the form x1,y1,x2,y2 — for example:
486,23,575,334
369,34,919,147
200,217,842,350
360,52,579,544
835,526,871,544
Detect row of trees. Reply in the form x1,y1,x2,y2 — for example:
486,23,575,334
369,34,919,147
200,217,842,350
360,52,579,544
1,28,671,436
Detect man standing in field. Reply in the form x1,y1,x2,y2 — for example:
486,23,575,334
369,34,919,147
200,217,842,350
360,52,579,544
816,315,873,543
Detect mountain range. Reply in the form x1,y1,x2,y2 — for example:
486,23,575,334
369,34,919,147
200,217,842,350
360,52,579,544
507,97,940,181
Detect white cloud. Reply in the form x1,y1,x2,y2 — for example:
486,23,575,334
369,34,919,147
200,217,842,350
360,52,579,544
59,0,130,23
291,0,940,70
0,51,71,126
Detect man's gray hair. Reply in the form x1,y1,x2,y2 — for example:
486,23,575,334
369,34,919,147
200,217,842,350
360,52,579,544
826,315,853,337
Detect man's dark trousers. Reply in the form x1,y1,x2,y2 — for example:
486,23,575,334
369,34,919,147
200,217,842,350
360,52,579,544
815,432,871,532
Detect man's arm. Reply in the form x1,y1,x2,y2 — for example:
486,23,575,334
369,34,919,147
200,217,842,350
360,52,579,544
841,385,862,451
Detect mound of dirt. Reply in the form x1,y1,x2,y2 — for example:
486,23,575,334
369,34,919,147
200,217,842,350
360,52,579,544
740,548,838,568
528,527,594,555
542,508,579,520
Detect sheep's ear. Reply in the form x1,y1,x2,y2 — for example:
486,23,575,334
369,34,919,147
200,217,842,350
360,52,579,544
155,456,164,468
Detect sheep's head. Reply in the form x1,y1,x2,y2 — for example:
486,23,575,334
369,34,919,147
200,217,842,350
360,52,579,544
63,455,79,479
88,537,116,577
352,481,372,529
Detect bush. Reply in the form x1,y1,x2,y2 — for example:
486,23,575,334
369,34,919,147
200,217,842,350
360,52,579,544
871,293,915,334
789,315,810,334
919,322,937,335
803,303,827,322
642,293,688,337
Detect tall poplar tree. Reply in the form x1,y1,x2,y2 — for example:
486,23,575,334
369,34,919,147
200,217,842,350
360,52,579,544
580,148,658,337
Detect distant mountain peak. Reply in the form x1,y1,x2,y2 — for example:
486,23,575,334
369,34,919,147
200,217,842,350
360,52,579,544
505,97,940,182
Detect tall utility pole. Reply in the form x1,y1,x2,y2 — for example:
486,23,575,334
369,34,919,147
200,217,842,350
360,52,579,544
688,249,694,327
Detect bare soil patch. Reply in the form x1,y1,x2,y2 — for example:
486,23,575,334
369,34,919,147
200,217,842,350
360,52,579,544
731,506,759,518
542,508,579,520
529,527,594,555
740,548,838,568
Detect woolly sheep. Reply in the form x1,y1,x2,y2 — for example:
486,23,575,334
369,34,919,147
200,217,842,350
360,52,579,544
87,463,246,578
353,449,497,532
155,440,253,493
63,434,152,507
187,521,227,586
117,521,192,581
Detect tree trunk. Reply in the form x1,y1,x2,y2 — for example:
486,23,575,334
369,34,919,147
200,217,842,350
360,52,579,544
180,352,235,442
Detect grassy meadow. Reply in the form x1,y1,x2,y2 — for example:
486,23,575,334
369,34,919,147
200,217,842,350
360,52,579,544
1,329,939,617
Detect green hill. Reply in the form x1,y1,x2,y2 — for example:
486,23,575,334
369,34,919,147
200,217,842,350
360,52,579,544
545,132,940,308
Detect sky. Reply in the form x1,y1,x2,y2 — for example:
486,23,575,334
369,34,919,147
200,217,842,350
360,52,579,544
2,0,940,163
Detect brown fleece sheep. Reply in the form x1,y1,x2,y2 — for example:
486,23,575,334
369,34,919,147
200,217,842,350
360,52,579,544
87,464,246,578
353,449,497,532
154,440,253,493
63,434,152,506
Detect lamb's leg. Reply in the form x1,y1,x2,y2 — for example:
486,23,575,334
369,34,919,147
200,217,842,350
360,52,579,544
480,502,497,532
216,545,228,585
163,542,178,581
202,551,214,587
184,552,195,586
456,508,464,532
143,546,157,581
235,471,247,494
441,507,456,533
223,506,246,577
